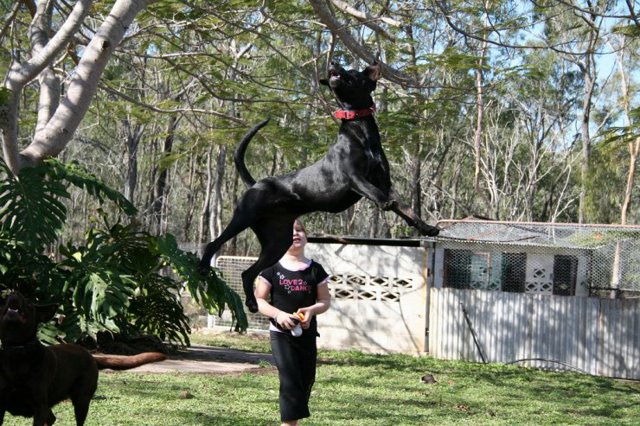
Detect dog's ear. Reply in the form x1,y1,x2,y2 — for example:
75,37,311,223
36,303,59,324
0,288,14,305
319,78,329,86
365,62,381,81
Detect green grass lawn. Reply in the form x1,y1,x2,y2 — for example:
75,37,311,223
4,332,639,425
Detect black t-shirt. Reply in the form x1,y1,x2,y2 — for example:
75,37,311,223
259,260,329,335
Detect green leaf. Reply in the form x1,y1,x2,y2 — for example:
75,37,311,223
612,24,640,37
152,234,248,332
0,159,68,251
44,159,137,216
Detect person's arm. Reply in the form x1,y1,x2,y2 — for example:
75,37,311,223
297,279,331,329
255,277,298,330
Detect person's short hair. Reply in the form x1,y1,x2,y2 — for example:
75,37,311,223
294,218,306,234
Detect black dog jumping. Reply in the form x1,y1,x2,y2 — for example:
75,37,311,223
199,61,439,313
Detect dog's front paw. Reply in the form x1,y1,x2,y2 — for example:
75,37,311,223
245,297,259,314
197,259,211,276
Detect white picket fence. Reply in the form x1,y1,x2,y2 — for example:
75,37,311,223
429,288,640,379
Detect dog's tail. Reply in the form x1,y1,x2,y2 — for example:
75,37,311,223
234,117,270,187
92,352,167,371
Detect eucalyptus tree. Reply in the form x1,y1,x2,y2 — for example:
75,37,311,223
388,1,580,221
532,1,613,223
532,0,640,225
601,7,640,225
478,49,581,222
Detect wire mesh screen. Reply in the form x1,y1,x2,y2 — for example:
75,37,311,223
436,221,640,298
213,256,270,331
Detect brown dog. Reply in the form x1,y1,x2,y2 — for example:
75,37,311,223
0,292,166,425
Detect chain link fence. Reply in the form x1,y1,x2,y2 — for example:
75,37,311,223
434,221,640,299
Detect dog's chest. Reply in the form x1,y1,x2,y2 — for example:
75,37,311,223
0,343,46,383
0,346,48,415
341,122,385,169
0,381,37,416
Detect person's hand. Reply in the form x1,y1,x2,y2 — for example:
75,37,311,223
275,312,298,330
296,309,313,329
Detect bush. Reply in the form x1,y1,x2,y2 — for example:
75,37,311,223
0,158,247,347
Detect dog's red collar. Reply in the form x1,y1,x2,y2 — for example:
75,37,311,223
333,105,376,120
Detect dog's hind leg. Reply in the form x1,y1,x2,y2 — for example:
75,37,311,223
69,372,97,426
240,217,297,313
71,399,90,426
198,214,251,273
33,406,54,426
47,409,56,426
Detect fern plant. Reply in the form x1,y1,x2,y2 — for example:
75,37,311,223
0,158,247,347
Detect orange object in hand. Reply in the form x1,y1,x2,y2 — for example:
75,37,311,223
293,312,305,321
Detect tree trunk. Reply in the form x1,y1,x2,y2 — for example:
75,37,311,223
576,15,599,224
411,134,422,218
4,0,156,174
621,139,639,225
578,70,595,224
183,152,198,240
473,15,489,214
123,119,144,203
151,115,179,234
613,34,638,226
209,145,227,240
198,146,214,253
3,0,93,173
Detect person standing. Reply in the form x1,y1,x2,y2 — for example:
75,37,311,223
255,219,331,426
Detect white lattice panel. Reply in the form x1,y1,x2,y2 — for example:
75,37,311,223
525,254,553,295
329,273,414,302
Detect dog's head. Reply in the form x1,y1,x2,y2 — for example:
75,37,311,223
0,291,58,345
320,61,381,110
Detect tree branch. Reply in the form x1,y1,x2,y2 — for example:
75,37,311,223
0,1,21,44
31,0,61,134
6,0,92,90
3,0,93,173
20,0,158,169
328,0,398,41
99,82,247,125
308,0,418,87
625,0,640,27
